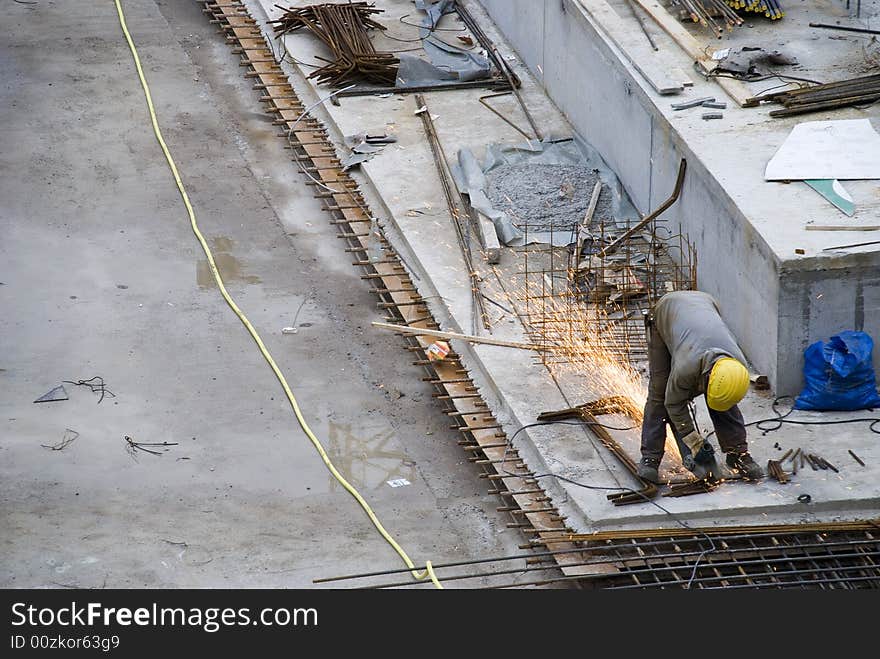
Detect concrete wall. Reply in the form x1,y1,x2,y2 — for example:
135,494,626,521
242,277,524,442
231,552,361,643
779,257,880,395
480,0,781,387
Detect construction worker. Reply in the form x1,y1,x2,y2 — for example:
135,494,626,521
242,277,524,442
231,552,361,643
637,290,763,484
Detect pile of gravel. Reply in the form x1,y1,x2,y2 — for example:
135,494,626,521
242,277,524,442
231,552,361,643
485,163,610,234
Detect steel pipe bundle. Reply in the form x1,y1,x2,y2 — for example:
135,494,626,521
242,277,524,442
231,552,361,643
672,0,744,37
269,2,398,87
747,73,880,117
725,0,783,19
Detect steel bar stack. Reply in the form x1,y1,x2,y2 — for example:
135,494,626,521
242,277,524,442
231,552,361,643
747,73,880,117
725,0,783,19
269,2,398,87
671,0,744,38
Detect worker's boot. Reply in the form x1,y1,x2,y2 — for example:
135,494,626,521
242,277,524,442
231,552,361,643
726,451,764,481
637,457,661,484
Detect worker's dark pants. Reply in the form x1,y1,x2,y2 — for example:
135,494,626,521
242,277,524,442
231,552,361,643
641,325,748,463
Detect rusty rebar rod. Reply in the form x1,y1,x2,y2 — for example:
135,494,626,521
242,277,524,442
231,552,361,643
415,94,490,333
598,159,687,258
270,3,398,87
849,449,866,467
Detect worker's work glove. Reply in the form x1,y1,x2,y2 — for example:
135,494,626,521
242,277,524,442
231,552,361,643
680,430,705,457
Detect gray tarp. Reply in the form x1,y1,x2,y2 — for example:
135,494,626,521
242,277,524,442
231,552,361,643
452,138,638,246
395,0,491,88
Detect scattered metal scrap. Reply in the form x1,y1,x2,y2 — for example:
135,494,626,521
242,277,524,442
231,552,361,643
269,2,398,88
124,435,178,459
341,131,395,170
809,453,839,473
478,92,533,141
664,477,718,497
288,0,515,97
63,376,116,404
537,400,660,506
671,96,715,110
767,459,789,483
715,47,797,79
849,449,866,467
745,74,880,117
41,428,79,451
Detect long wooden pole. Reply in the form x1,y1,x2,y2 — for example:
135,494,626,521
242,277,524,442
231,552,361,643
371,321,549,352
574,181,603,270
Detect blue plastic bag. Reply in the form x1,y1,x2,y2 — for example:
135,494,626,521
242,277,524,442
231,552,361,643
794,330,880,411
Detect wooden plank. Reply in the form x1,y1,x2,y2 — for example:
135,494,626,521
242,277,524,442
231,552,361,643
475,211,501,264
573,0,683,95
372,321,543,351
574,180,602,271
805,225,880,231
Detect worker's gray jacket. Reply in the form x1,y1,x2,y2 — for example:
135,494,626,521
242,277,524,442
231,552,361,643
652,291,747,436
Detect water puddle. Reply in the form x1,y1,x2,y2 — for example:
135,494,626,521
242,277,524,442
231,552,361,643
324,422,415,491
197,236,260,288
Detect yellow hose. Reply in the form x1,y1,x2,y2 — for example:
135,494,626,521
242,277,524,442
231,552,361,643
113,0,442,589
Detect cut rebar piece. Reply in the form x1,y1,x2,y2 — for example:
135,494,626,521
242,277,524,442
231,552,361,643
848,450,866,467
813,454,839,473
809,22,880,35
767,459,789,484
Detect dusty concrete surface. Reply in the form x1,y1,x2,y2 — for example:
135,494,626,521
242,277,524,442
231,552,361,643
486,163,611,233
0,0,528,589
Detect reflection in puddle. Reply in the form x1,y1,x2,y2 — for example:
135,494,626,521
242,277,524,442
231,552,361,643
325,422,415,491
197,236,260,288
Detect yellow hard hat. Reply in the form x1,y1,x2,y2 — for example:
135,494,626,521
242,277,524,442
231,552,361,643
706,357,749,411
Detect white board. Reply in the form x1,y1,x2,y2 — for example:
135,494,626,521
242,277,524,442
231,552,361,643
765,119,880,181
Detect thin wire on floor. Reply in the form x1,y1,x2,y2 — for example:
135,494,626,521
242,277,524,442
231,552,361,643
703,395,880,440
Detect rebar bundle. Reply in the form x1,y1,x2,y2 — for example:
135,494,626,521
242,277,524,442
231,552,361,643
752,73,880,117
671,0,744,38
725,0,784,20
270,2,398,87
